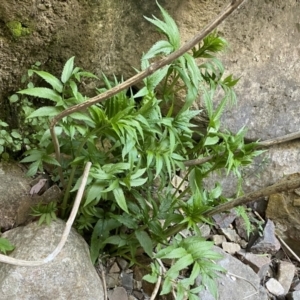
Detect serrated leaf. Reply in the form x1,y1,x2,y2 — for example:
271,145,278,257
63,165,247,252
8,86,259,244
27,106,62,118
0,237,15,254
158,247,188,259
41,155,60,166
143,40,173,60
18,88,62,103
32,70,63,93
135,230,153,257
166,254,193,278
61,56,75,83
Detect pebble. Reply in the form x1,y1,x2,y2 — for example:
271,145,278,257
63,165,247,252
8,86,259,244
222,242,241,254
266,278,285,296
277,261,296,294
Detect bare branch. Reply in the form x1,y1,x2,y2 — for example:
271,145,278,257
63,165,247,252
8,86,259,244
204,176,300,217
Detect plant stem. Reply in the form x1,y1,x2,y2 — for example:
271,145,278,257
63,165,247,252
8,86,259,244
50,0,246,185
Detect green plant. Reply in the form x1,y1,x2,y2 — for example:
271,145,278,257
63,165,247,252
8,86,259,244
0,61,49,159
0,237,15,255
30,201,58,226
11,3,262,299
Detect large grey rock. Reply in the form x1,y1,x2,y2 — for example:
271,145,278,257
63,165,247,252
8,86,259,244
197,246,268,300
0,219,104,300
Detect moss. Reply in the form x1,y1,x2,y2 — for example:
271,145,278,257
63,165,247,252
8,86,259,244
6,21,31,38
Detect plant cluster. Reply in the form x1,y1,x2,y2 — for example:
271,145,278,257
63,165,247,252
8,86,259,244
1,3,262,299
0,61,49,159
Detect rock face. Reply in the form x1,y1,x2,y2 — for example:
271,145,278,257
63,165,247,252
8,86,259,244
1,0,300,141
0,219,104,300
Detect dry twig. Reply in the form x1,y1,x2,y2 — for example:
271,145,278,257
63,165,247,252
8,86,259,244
204,176,300,217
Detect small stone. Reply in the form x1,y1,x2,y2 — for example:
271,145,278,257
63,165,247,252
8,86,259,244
117,257,129,270
222,242,241,254
106,273,120,289
108,286,128,300
277,261,296,294
212,234,226,246
133,279,142,290
287,290,300,300
250,219,281,254
132,290,144,300
293,198,300,207
291,279,300,291
199,223,211,237
236,250,270,279
220,228,241,243
239,239,248,249
266,278,285,296
109,262,121,273
235,216,250,241
294,188,300,197
121,271,133,292
212,209,237,228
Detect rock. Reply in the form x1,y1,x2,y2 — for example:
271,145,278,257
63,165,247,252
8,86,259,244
219,228,241,243
117,257,129,270
266,174,300,245
197,246,268,300
235,216,250,241
0,162,31,229
212,234,226,246
199,223,211,238
222,242,241,254
291,280,300,291
0,219,104,300
250,219,281,254
121,271,133,293
212,209,237,228
236,250,271,279
266,278,285,297
0,162,62,229
106,273,120,289
108,287,128,300
277,261,296,294
287,290,300,300
109,262,121,273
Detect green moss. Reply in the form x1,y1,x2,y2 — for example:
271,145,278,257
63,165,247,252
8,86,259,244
6,21,31,38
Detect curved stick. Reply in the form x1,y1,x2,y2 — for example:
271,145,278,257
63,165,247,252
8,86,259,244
0,162,92,266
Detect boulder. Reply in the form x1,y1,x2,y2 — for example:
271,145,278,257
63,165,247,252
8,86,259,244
0,219,104,300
